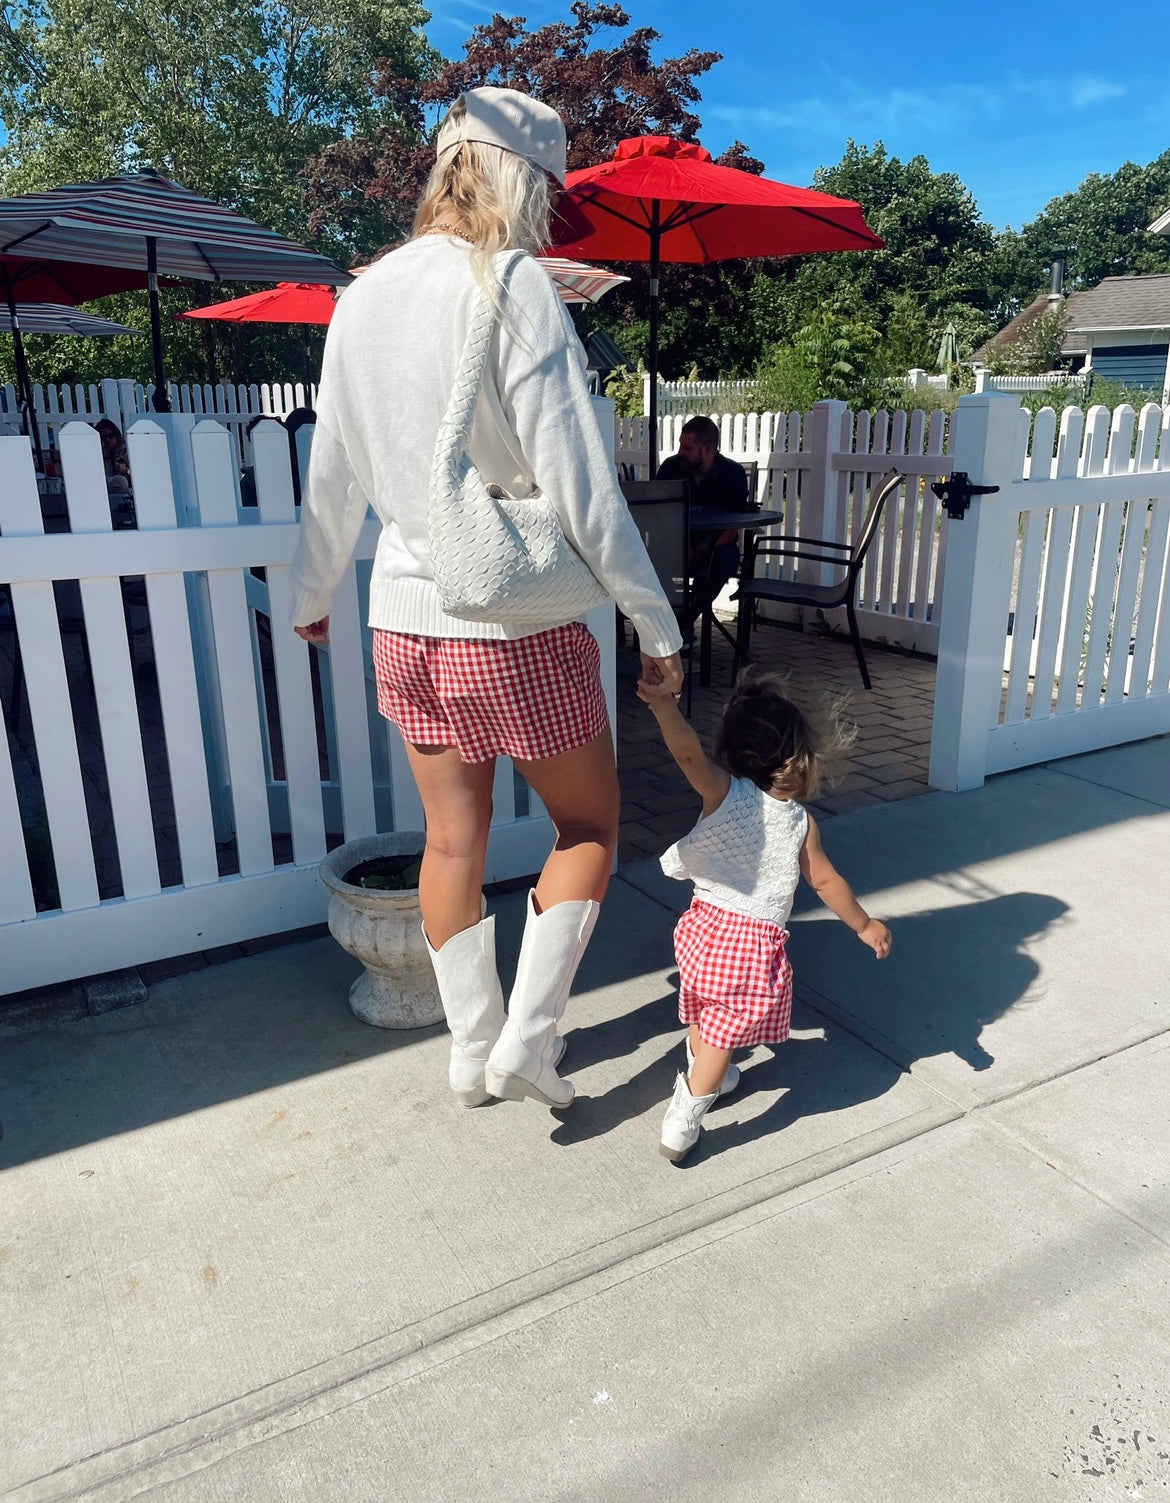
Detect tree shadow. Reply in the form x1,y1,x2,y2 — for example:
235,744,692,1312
552,890,1069,1157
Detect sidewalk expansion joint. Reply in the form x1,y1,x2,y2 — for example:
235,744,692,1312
6,1103,961,1503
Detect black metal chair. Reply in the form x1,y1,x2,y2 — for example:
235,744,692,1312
620,478,695,715
732,469,904,690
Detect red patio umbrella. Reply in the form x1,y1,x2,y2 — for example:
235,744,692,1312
180,281,340,325
1,252,159,462
554,136,885,468
180,260,630,325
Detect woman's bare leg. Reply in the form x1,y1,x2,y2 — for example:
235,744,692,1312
403,743,496,949
515,729,620,912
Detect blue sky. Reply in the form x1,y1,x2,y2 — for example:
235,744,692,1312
427,0,1170,230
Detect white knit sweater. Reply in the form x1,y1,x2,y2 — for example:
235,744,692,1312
289,237,683,657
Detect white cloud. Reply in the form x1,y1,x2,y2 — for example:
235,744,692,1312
1067,77,1126,108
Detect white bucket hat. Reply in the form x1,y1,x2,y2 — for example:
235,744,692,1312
435,87,568,186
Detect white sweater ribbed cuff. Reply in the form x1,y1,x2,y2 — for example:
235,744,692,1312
627,604,684,660
291,587,335,628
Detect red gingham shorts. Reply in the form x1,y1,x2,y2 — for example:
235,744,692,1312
372,622,608,765
674,899,794,1050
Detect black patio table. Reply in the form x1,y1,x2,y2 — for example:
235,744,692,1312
690,507,782,685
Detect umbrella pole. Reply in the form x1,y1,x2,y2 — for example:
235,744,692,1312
648,203,661,475
3,270,44,470
147,237,172,413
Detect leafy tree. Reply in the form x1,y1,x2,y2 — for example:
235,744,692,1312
997,151,1170,303
0,0,436,382
753,302,883,412
1,0,435,239
748,142,1004,370
305,1,721,259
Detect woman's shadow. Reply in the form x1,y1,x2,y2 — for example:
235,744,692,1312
551,890,1070,1156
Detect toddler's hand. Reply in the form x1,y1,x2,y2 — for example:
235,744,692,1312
637,677,683,708
639,651,684,695
859,918,892,959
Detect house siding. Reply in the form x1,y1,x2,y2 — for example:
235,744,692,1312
1088,343,1169,389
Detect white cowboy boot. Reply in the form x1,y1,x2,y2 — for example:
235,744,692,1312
659,1072,718,1162
484,892,599,1108
423,915,506,1108
686,1038,740,1097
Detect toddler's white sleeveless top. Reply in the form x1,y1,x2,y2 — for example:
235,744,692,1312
660,776,808,925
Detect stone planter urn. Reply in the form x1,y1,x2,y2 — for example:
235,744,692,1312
319,832,444,1029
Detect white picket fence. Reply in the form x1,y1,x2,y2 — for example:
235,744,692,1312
618,402,956,654
973,370,1091,395
647,376,757,417
1,378,317,470
930,393,1170,789
0,417,614,995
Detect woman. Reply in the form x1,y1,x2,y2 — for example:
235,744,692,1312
290,87,683,1111
94,418,131,497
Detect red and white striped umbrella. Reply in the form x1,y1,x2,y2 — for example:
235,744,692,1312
0,170,350,408
536,257,629,305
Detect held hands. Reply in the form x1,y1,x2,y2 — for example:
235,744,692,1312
857,917,893,960
637,651,684,707
294,617,330,646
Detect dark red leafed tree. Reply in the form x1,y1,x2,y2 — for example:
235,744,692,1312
303,4,721,259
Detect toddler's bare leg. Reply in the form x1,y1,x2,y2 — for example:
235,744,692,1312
687,1030,731,1097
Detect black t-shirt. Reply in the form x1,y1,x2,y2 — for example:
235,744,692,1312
656,451,751,514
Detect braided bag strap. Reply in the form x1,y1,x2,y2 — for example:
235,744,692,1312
431,250,525,488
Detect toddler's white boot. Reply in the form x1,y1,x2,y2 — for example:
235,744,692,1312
485,892,598,1107
659,1072,718,1162
423,916,505,1108
686,1039,740,1097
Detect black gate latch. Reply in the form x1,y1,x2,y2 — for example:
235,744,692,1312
930,472,999,521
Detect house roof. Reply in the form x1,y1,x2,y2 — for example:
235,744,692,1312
1149,206,1170,234
1060,275,1170,354
1062,274,1170,331
583,327,628,374
976,275,1170,362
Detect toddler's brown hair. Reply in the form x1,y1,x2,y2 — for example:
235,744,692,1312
713,669,854,801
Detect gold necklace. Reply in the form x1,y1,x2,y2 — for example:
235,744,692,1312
423,221,475,244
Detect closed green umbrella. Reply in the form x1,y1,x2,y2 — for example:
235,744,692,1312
936,321,959,372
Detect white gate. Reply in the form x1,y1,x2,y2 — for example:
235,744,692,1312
930,393,1170,790
0,418,610,994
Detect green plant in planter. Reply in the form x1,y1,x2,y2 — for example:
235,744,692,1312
344,853,423,890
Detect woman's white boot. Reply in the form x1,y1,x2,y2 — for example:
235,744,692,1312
659,1072,718,1162
686,1039,741,1097
484,892,599,1108
423,916,505,1108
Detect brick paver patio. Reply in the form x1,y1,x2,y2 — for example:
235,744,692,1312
615,613,937,865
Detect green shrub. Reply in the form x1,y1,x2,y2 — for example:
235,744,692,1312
604,363,646,418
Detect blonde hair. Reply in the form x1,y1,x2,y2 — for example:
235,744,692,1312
413,96,553,308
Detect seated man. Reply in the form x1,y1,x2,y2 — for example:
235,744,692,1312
655,415,751,619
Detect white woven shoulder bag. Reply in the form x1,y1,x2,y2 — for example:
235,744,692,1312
428,252,609,625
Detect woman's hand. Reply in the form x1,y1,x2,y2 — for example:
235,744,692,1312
294,617,330,646
639,651,684,696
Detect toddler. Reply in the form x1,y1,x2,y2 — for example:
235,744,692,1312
638,669,892,1162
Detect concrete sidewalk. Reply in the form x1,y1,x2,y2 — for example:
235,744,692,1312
2,739,1168,1502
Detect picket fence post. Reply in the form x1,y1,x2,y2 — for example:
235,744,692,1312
928,393,1023,792
800,400,849,586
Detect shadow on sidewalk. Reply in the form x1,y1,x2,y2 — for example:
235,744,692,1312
552,891,1069,1157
